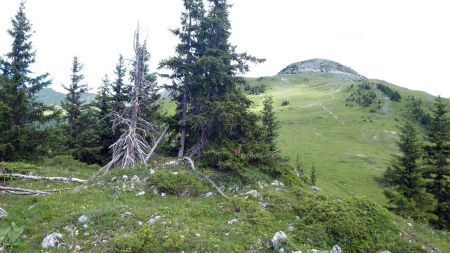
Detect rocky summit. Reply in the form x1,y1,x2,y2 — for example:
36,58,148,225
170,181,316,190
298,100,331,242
279,58,366,81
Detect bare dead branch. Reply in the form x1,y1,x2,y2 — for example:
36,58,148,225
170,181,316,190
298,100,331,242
183,157,228,199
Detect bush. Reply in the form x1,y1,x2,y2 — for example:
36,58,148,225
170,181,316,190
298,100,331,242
281,100,290,106
293,196,424,252
148,169,208,196
0,162,39,174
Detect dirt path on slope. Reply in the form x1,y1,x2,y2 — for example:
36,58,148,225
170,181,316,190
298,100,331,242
320,104,345,126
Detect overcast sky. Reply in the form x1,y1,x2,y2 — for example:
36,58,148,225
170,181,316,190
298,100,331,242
0,0,449,97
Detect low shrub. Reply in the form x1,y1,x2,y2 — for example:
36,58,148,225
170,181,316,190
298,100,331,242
293,196,425,252
148,169,209,196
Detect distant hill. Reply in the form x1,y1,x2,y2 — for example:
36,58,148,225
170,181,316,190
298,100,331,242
36,88,96,105
279,58,366,81
246,59,436,204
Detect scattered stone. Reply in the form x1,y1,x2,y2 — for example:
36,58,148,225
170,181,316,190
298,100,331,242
149,169,156,174
78,215,88,225
292,251,302,253
136,191,146,196
129,183,136,190
205,192,215,198
287,224,294,232
138,221,143,226
407,222,413,228
122,175,128,181
123,211,133,217
272,231,287,252
311,186,322,192
147,215,162,225
82,224,89,229
131,175,140,183
228,218,239,225
245,190,261,198
0,208,7,219
165,160,179,166
172,172,179,175
271,180,285,187
41,233,63,249
332,245,342,253
161,192,167,197
195,233,201,237
63,225,74,233
381,251,392,253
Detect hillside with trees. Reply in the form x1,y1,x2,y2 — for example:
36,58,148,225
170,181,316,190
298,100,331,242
0,1,449,252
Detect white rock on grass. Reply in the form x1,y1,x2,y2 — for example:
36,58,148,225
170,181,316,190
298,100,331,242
245,190,261,198
227,218,239,225
407,222,413,228
381,251,392,253
205,192,215,198
147,215,162,225
122,175,128,181
63,225,74,233
78,215,88,225
41,233,63,249
0,208,7,219
332,245,342,253
311,186,322,192
131,175,140,183
136,191,146,196
271,180,285,187
271,231,287,252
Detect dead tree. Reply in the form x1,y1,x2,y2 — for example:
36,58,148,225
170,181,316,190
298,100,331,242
101,26,163,172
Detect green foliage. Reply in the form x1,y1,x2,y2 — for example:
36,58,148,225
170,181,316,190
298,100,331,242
281,99,290,106
293,196,424,252
112,55,130,114
346,81,377,107
148,169,208,196
383,106,436,221
0,222,25,247
243,82,267,95
262,96,279,151
407,96,432,126
310,165,317,186
0,161,39,174
377,83,401,101
0,1,53,162
423,96,450,229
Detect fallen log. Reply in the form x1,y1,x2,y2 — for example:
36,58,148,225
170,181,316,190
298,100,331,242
0,173,87,184
183,157,228,199
0,186,74,195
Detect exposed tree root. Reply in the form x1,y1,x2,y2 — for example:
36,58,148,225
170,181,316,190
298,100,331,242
0,173,87,184
183,157,228,199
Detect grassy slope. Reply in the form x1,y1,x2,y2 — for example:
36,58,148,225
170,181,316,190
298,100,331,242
247,73,435,205
1,157,448,252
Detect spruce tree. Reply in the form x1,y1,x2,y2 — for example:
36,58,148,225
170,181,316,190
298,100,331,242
61,57,90,152
262,96,279,151
112,55,130,114
0,1,51,161
94,75,115,163
160,0,205,157
423,96,450,229
384,104,436,221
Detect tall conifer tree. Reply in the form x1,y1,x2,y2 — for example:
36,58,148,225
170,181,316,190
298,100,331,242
0,1,51,161
262,96,279,151
112,55,130,114
423,96,450,229
160,0,205,157
61,57,90,151
384,103,436,221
